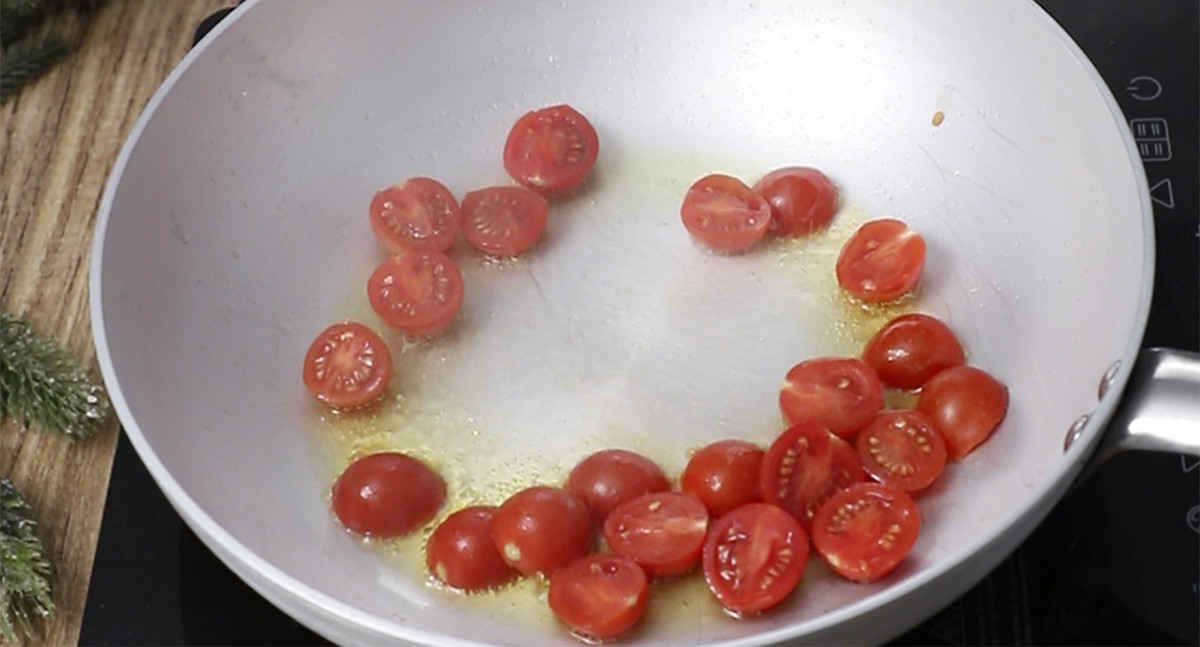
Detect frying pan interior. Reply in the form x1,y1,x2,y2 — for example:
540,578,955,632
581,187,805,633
91,0,1151,644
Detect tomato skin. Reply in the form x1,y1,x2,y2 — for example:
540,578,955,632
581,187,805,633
331,453,446,538
855,410,947,492
491,486,593,577
779,357,884,439
602,492,709,578
751,166,838,236
460,185,549,257
302,321,392,409
366,249,464,337
916,365,1009,460
836,218,926,303
702,503,809,615
680,439,764,518
565,449,671,525
811,482,920,583
368,177,461,254
760,421,867,531
680,174,772,253
862,313,965,390
426,506,519,592
503,104,599,196
548,554,648,642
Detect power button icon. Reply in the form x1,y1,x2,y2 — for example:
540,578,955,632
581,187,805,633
1125,76,1162,101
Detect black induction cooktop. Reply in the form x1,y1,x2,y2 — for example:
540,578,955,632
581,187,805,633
79,1,1198,644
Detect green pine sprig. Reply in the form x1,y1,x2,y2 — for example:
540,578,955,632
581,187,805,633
0,478,53,645
0,312,109,440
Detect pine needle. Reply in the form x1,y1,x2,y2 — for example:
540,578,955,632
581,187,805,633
0,478,53,645
0,36,68,103
0,312,109,440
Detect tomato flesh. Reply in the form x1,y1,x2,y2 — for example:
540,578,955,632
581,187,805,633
565,449,671,525
856,410,947,492
490,486,593,577
548,554,648,642
366,249,464,337
680,174,771,253
916,365,1009,460
302,321,392,409
862,313,965,390
680,439,764,518
779,357,884,439
426,506,519,592
368,177,461,254
331,453,446,538
702,502,809,615
503,104,599,196
751,166,838,236
811,482,919,583
602,492,709,578
836,218,926,303
760,421,867,531
461,185,549,257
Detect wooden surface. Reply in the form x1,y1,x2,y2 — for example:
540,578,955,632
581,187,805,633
0,1,229,644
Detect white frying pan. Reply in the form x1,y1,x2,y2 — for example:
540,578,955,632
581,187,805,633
88,1,1199,644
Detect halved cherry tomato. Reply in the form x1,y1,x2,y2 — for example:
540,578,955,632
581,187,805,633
491,486,593,577
760,421,867,531
679,439,764,518
702,502,809,615
602,492,709,578
368,177,461,254
366,249,464,337
331,452,445,538
460,185,548,257
548,554,648,642
302,321,392,409
916,365,1009,461
751,166,838,236
503,104,599,196
680,174,771,253
779,357,884,439
855,410,947,492
836,218,926,303
862,313,965,390
565,449,671,525
426,506,519,592
811,482,919,583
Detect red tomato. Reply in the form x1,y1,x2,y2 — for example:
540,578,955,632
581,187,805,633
760,421,867,531
811,482,919,583
916,365,1009,461
331,453,446,538
602,492,709,578
565,449,671,525
679,439,764,518
302,321,392,409
751,166,838,236
366,249,464,337
548,554,648,642
491,486,593,576
503,104,599,196
862,313,965,390
460,185,548,257
855,410,947,492
680,174,772,253
835,218,926,303
426,506,519,592
702,502,809,615
368,177,461,254
779,357,884,439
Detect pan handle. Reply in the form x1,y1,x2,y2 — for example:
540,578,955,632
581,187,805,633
1071,347,1200,485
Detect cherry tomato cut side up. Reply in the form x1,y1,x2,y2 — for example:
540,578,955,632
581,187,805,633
548,554,649,642
680,174,772,253
368,177,461,254
760,421,867,532
702,502,810,615
302,321,392,410
836,218,926,303
811,482,920,583
602,491,709,578
855,409,948,492
331,452,446,538
461,185,549,257
779,356,884,439
503,104,599,196
366,249,464,337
